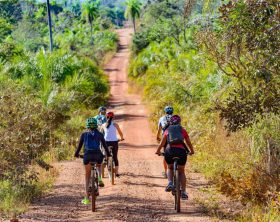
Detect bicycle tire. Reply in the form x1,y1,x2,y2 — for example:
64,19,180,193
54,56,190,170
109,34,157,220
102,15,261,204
173,161,177,210
91,168,97,212
175,169,181,213
110,157,114,185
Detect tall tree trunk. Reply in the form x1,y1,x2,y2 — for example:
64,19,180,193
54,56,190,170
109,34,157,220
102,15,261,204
46,0,53,52
132,17,136,33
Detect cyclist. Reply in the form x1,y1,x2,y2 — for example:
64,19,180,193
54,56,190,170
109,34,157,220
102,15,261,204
74,117,111,205
101,112,124,177
156,106,174,178
94,106,107,128
155,115,195,200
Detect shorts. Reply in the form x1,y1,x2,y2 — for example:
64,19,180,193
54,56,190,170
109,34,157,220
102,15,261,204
83,150,104,165
164,147,187,166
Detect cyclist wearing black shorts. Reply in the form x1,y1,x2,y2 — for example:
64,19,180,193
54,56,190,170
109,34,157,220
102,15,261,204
75,117,110,205
156,115,194,200
101,112,124,177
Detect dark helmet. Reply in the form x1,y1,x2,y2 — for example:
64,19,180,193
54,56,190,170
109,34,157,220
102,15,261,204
170,115,181,125
86,117,98,129
98,106,107,112
164,106,173,115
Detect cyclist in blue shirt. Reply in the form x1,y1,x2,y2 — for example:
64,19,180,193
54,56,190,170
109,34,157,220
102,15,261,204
75,117,110,205
94,106,107,127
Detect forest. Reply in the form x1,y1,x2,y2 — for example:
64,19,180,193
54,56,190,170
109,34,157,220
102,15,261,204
0,0,279,221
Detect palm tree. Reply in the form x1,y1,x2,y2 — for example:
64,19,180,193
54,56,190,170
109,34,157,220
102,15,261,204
125,0,141,33
82,0,99,44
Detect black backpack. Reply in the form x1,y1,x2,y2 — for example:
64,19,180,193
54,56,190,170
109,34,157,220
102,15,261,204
167,125,184,145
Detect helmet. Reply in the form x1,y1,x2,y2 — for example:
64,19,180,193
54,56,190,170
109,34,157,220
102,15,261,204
164,106,173,115
86,117,98,129
106,112,114,118
170,115,181,125
98,106,107,112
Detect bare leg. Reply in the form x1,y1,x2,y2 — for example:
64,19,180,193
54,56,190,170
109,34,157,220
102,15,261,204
115,166,119,175
163,159,167,173
178,165,186,192
85,164,91,198
167,164,174,183
97,164,102,178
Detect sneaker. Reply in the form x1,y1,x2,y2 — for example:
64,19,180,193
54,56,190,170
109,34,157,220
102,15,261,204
98,179,105,187
165,182,174,192
116,174,120,178
181,191,188,200
162,171,167,178
81,197,90,205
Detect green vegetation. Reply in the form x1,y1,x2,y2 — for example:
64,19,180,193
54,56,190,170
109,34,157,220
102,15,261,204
0,0,123,217
129,0,280,220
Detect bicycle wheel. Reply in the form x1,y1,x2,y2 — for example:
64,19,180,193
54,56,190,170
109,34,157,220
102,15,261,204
91,168,97,212
109,157,114,185
175,169,181,213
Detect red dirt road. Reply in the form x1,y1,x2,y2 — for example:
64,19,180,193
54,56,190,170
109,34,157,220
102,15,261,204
19,29,213,222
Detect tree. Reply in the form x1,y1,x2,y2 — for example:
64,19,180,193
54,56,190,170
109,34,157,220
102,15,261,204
198,0,280,131
0,0,22,24
82,0,100,44
125,0,141,33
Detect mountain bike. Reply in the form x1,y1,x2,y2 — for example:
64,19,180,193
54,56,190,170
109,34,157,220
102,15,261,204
107,139,124,185
172,156,181,212
158,152,188,213
79,155,99,212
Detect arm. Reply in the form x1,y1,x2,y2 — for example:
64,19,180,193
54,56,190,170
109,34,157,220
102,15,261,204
114,123,124,140
100,134,111,157
156,125,162,142
74,133,84,157
155,135,167,155
185,136,194,155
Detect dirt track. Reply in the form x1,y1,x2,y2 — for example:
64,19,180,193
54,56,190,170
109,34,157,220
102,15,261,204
19,29,213,222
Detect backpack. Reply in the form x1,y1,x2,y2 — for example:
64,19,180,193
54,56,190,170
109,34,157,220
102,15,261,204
167,125,184,145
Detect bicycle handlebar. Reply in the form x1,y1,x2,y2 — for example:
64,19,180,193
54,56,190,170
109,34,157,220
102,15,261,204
157,150,191,156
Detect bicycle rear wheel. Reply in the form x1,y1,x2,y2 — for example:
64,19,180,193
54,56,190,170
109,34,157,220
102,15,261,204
175,169,181,213
91,169,97,212
108,157,114,185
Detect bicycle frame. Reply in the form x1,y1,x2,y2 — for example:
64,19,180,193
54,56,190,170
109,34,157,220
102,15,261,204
79,155,99,212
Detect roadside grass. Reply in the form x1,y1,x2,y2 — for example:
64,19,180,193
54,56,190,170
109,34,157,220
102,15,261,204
129,45,280,221
0,166,57,218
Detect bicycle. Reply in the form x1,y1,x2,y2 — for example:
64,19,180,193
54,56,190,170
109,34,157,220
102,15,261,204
107,145,115,185
79,155,99,212
106,139,124,185
158,151,188,213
